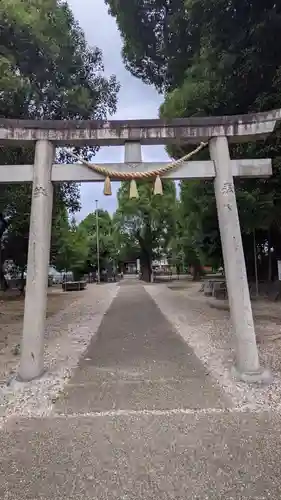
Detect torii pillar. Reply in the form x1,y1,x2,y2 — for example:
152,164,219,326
18,140,54,381
210,136,270,382
120,138,271,383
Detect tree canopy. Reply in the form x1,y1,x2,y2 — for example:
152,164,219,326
114,180,177,281
80,209,118,271
105,0,196,92
52,208,121,280
0,0,120,287
105,0,281,111
52,212,89,280
1,0,119,120
3,0,281,284
106,0,281,281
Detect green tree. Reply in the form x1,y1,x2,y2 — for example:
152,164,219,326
79,210,117,271
159,1,281,281
106,0,281,112
0,0,120,286
108,0,281,280
105,0,198,92
1,0,119,120
115,180,177,281
53,214,89,280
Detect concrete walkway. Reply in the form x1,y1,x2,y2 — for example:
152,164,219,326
1,281,281,499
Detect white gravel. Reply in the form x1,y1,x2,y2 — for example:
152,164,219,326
2,280,281,427
145,283,281,409
0,283,119,423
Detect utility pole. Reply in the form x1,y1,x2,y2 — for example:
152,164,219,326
0,214,9,291
95,200,100,284
253,228,259,297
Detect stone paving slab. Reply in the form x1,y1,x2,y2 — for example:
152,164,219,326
55,284,227,413
1,410,281,499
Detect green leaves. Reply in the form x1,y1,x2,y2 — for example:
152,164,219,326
114,179,177,279
102,0,281,278
0,0,120,120
80,210,118,270
53,213,89,278
105,0,196,92
0,0,120,275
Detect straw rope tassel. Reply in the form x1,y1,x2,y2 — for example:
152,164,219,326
154,175,163,195
69,142,207,198
103,175,112,196
129,179,139,199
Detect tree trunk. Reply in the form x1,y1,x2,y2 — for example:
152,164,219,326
140,252,151,282
0,267,8,291
191,262,203,281
0,247,8,291
270,224,281,280
268,229,272,282
18,268,25,295
141,264,151,282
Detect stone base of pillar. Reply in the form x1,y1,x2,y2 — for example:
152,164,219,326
16,368,46,383
231,366,272,385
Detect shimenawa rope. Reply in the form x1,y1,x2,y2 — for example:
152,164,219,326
69,141,207,198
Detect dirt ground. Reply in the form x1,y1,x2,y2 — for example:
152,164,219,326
168,280,281,322
2,278,281,387
0,286,83,382
166,280,281,376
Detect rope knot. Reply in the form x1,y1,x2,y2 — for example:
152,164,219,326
70,142,207,197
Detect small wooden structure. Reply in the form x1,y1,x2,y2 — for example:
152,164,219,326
62,281,87,292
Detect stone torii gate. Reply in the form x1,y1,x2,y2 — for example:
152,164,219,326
0,109,279,383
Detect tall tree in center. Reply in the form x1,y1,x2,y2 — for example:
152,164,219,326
115,180,177,281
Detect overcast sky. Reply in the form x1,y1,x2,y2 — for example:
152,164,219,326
68,0,169,219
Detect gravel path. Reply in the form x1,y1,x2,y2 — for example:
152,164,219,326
145,283,281,409
54,282,228,415
2,281,281,500
0,288,80,383
0,283,118,423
